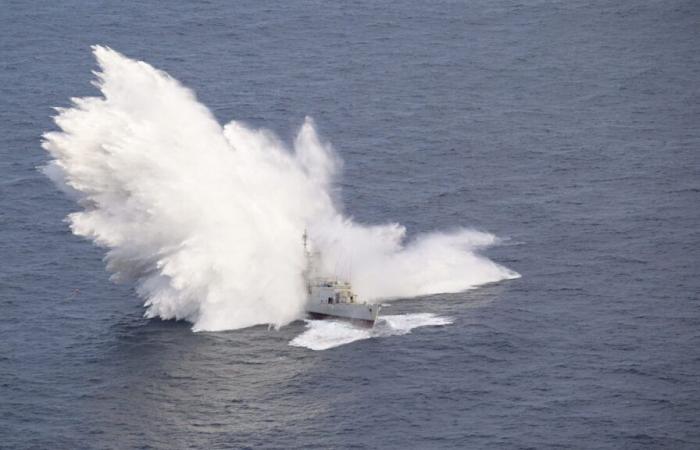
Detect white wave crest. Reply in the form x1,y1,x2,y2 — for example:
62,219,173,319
289,313,454,351
42,46,518,332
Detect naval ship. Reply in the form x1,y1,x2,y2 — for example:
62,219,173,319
303,232,381,326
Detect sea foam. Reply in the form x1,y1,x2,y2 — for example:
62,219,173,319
42,46,519,332
290,314,454,351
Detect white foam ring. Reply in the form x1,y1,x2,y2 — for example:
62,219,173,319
289,314,454,351
42,46,519,332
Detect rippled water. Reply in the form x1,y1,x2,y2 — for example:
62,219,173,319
2,0,699,448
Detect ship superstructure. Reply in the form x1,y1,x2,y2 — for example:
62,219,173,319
303,231,380,325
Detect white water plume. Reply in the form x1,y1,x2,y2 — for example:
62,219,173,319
42,46,519,332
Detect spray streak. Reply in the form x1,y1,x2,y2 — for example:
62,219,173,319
42,46,519,332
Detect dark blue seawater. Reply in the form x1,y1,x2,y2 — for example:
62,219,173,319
2,0,699,448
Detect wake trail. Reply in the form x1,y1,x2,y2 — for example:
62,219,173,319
289,314,454,351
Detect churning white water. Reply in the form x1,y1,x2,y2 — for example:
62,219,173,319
290,314,454,351
42,46,519,332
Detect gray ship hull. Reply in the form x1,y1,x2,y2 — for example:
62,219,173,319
306,302,381,326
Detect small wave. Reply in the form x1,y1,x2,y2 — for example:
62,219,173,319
289,313,453,351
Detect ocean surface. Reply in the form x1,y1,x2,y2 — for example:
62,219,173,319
2,0,699,448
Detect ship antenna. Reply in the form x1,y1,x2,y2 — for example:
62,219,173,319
302,229,311,292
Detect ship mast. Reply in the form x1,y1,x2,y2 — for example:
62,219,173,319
302,229,312,293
